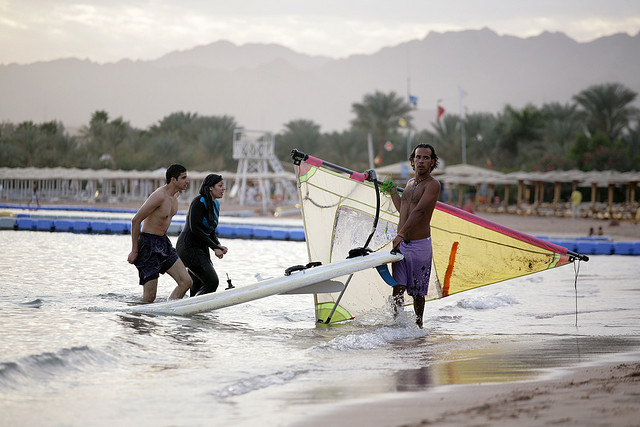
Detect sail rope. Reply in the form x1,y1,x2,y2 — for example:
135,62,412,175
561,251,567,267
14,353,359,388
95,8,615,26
573,259,581,327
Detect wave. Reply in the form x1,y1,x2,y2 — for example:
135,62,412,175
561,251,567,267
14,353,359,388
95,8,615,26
0,345,115,390
212,369,306,399
453,292,519,310
19,299,43,308
316,323,426,352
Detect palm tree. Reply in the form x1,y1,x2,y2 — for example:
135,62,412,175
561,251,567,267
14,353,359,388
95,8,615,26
351,91,413,165
573,83,639,142
496,104,545,166
12,121,39,167
276,119,321,161
427,114,462,165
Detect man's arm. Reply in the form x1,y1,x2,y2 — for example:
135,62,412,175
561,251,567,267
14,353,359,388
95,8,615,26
390,191,402,212
127,192,161,263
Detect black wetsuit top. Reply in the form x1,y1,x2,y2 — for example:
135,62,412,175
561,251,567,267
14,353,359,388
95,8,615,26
176,196,223,296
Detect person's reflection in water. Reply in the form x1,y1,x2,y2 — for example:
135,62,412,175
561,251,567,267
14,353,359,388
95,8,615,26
393,366,434,392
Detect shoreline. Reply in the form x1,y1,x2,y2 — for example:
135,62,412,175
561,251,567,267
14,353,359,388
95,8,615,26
297,353,640,426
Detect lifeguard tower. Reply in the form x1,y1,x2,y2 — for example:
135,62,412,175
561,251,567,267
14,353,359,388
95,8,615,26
229,128,297,214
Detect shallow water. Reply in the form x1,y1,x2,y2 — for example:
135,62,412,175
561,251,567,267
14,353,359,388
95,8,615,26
1,230,639,426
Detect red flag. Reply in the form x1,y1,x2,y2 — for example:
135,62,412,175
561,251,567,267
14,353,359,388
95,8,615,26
437,105,445,122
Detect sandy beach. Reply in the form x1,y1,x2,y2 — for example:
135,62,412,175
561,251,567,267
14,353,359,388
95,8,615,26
299,356,640,426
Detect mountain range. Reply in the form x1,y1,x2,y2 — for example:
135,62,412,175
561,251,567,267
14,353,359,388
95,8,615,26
1,28,639,133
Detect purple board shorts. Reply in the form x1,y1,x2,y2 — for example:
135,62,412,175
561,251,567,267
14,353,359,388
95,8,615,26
134,232,179,285
391,237,433,297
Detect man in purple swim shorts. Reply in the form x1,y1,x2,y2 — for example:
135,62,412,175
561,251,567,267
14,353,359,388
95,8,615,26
388,144,441,328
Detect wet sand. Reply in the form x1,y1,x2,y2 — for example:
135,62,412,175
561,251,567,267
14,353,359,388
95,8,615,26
299,355,640,426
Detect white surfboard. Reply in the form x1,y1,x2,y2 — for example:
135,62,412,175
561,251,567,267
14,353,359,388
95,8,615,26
129,251,403,315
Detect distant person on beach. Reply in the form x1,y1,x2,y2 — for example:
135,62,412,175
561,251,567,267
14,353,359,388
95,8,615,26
127,164,193,303
28,183,39,209
387,143,441,328
463,197,474,213
589,227,594,236
177,174,228,297
598,226,603,236
570,189,582,219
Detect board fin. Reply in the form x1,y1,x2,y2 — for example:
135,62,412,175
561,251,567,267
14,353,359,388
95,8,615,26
376,264,398,286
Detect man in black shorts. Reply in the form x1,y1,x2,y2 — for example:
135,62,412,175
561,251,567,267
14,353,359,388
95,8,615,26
127,164,193,303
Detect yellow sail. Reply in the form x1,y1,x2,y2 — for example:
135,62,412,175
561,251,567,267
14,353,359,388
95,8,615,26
292,151,578,324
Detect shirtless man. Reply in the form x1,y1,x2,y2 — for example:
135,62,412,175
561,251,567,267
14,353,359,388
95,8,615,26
127,164,193,303
389,144,441,328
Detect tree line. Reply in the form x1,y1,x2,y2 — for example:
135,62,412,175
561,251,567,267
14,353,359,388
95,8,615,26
1,82,638,174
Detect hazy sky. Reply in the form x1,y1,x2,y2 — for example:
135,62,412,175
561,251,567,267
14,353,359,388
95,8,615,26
1,0,639,65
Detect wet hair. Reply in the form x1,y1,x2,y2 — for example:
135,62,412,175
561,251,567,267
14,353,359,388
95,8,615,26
199,174,223,223
409,144,439,172
166,164,187,184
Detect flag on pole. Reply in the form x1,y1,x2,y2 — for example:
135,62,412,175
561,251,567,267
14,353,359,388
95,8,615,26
408,95,418,107
458,86,468,100
437,105,445,122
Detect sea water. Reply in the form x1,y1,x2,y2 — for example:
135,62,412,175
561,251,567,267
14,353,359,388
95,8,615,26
1,229,639,426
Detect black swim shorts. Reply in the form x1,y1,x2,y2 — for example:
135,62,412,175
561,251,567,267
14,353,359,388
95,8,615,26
134,232,179,285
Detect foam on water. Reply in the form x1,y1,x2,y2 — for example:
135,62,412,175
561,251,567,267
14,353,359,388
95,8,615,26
453,292,520,310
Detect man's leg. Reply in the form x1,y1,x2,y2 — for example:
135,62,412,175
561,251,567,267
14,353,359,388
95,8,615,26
392,285,405,318
413,295,425,328
142,279,159,303
166,258,193,300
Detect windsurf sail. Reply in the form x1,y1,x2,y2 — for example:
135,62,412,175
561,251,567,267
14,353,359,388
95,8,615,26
291,149,588,324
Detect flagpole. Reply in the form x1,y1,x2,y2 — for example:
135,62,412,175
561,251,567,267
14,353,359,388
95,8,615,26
459,86,467,164
406,47,412,159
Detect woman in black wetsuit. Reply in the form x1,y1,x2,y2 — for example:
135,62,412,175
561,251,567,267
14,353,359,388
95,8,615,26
177,174,228,297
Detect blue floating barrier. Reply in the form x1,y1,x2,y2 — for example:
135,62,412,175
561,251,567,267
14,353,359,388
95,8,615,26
54,219,74,232
73,220,91,233
109,221,130,234
270,228,290,240
551,240,577,252
613,242,634,255
0,216,16,229
91,221,109,233
632,242,640,256
235,226,254,239
252,227,272,239
16,218,37,230
593,241,613,255
216,224,236,238
36,219,54,231
576,240,597,255
289,229,306,241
